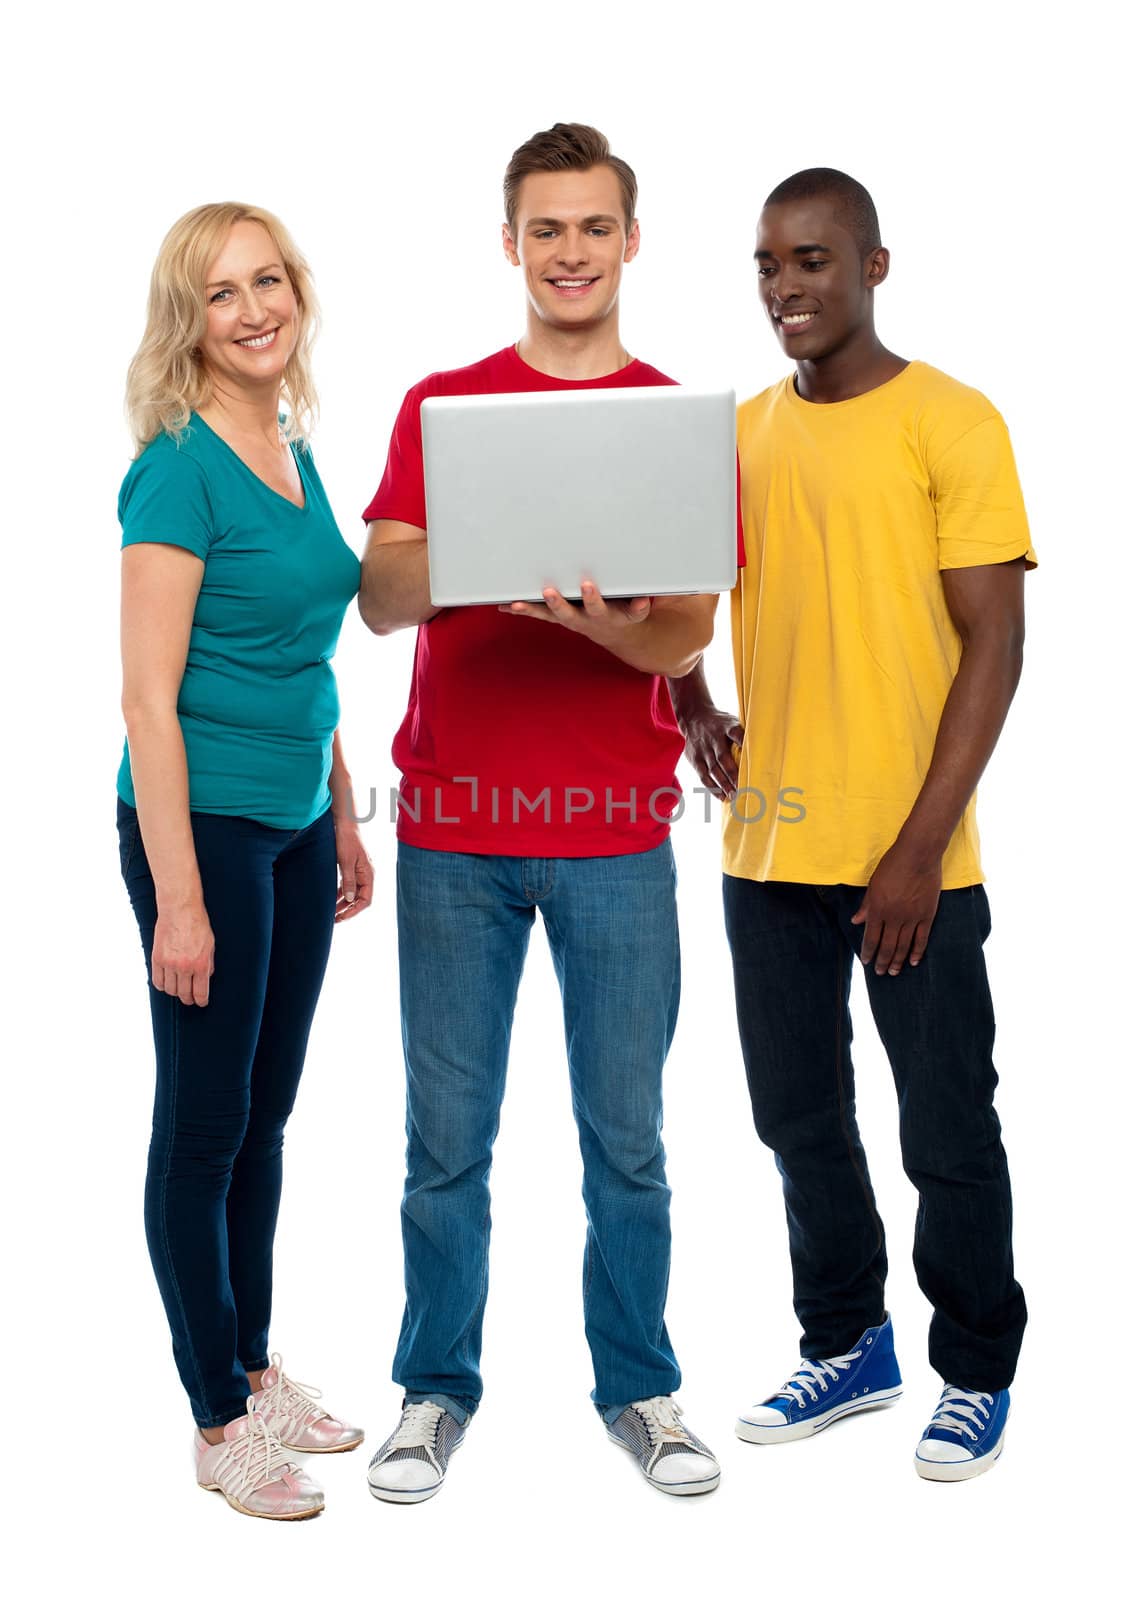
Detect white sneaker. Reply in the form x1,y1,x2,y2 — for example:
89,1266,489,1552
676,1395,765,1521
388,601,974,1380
252,1353,364,1453
194,1396,324,1520
605,1397,721,1496
367,1401,468,1503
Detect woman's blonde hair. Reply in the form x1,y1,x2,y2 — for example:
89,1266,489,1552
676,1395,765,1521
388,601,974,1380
125,202,319,455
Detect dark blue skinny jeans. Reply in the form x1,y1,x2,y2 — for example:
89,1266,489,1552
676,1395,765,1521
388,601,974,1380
118,798,336,1428
723,877,1027,1393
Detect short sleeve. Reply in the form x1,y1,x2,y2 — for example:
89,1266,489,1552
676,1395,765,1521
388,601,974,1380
930,415,1037,571
362,385,428,527
119,439,213,561
735,454,746,567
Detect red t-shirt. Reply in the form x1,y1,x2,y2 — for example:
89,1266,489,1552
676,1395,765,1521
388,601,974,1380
364,343,734,858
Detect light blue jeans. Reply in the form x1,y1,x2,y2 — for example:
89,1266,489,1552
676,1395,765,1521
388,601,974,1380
394,840,682,1423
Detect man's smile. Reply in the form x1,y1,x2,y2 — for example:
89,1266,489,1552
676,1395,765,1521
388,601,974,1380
547,276,600,296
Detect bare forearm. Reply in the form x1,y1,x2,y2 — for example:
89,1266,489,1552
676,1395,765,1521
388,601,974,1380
358,542,440,635
328,728,360,825
896,635,1024,863
668,655,717,723
604,600,715,677
121,705,203,909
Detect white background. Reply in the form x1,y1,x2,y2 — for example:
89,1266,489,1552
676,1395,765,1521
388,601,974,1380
4,3,1137,1595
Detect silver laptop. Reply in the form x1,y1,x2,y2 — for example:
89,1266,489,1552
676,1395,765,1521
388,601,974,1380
422,386,737,606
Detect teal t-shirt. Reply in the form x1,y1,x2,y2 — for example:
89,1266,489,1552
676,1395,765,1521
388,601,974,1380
117,416,361,829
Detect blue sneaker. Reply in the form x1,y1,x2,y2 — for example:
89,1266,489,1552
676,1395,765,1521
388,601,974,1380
914,1386,1009,1481
736,1315,903,1444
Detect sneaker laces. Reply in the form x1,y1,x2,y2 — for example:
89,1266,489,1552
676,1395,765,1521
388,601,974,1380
254,1352,328,1433
215,1397,297,1497
926,1386,993,1442
631,1396,694,1450
772,1352,861,1410
387,1402,443,1459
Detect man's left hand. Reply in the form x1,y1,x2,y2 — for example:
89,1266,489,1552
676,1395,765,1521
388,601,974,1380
852,841,942,976
499,581,652,639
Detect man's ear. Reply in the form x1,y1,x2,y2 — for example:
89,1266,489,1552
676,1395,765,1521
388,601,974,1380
866,245,890,287
624,218,641,265
502,222,521,267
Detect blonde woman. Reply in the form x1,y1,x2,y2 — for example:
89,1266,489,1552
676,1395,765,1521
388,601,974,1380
118,204,370,1519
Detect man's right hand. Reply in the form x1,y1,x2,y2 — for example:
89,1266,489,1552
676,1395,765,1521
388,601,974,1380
682,706,744,801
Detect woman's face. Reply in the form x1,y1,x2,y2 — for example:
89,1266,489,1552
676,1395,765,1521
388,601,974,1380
198,220,299,394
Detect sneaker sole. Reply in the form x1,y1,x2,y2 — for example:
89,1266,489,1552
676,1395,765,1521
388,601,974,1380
286,1434,365,1455
199,1483,324,1520
368,1479,442,1504
914,1430,1005,1482
607,1431,721,1495
367,1433,464,1504
735,1385,904,1445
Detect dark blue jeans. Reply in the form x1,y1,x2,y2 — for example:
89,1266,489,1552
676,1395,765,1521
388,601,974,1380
394,841,682,1422
723,877,1027,1392
118,798,337,1427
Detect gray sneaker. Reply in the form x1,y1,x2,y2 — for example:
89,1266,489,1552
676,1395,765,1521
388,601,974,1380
606,1396,720,1496
367,1401,467,1503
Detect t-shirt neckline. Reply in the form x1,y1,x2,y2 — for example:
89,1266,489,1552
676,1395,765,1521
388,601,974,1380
787,360,916,411
504,343,643,388
191,411,309,513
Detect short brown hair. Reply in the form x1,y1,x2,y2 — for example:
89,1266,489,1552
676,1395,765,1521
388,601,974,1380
503,122,637,237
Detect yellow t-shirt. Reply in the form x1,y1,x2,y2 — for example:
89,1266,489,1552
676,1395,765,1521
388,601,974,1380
724,361,1036,890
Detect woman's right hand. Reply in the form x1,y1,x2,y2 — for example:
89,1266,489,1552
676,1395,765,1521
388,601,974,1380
152,902,215,1007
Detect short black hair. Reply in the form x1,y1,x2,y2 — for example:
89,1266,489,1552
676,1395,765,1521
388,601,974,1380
764,168,881,258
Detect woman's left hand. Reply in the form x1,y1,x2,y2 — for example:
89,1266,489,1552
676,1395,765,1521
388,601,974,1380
333,820,374,922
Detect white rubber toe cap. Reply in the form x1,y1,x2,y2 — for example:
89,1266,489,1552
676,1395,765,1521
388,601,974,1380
739,1405,788,1429
916,1439,973,1464
368,1457,439,1494
653,1451,720,1486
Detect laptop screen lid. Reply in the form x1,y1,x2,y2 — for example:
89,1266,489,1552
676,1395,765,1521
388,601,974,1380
422,385,737,606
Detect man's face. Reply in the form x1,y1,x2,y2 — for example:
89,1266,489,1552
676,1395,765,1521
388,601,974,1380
754,199,883,361
503,165,639,329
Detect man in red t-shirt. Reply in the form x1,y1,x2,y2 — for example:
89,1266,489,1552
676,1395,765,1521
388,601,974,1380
359,123,724,1504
